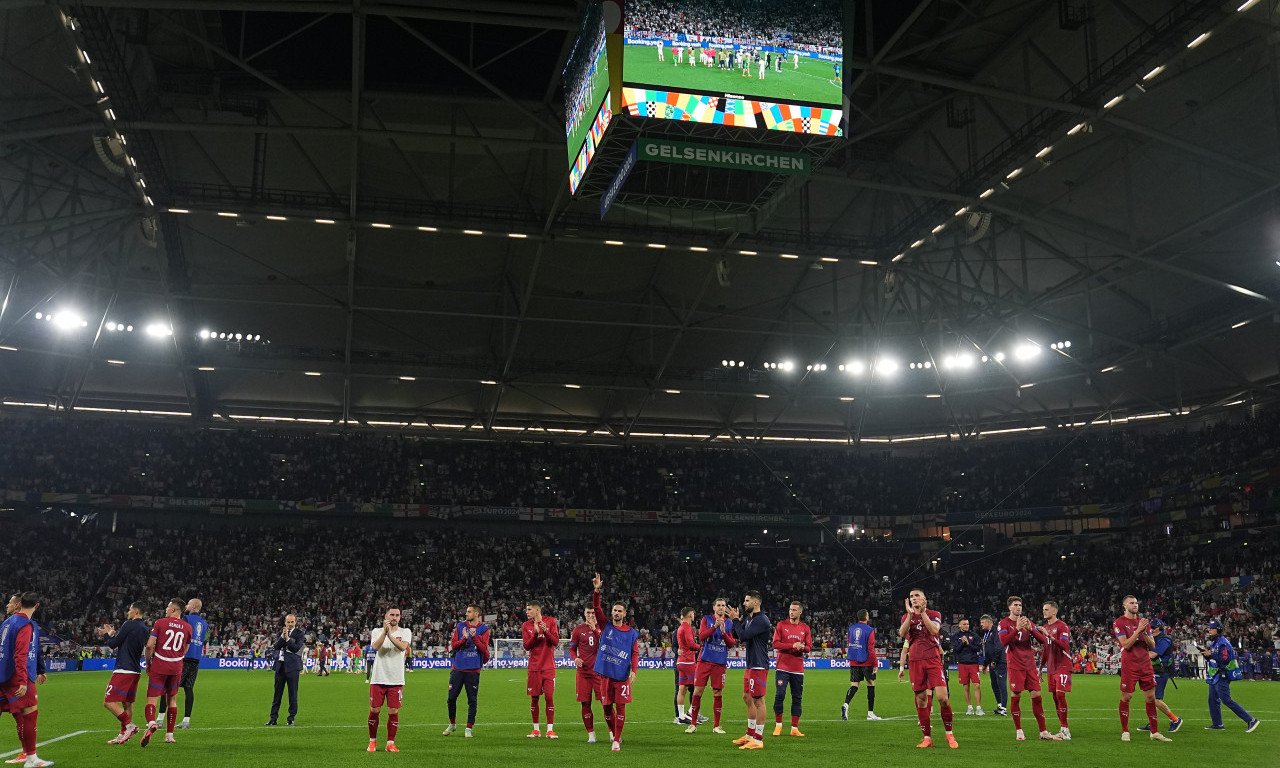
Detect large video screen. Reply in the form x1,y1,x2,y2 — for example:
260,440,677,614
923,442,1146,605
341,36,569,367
564,0,611,193
622,0,843,135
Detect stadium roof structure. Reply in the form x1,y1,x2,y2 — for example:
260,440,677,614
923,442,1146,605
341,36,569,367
1,0,1279,444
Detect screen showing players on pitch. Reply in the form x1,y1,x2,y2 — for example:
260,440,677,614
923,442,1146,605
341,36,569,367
565,0,611,193
622,0,843,135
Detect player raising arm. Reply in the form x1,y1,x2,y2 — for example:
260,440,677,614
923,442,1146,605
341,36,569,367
591,573,640,752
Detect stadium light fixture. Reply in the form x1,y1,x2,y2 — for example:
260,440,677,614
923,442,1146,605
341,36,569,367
304,371,322,376
604,239,623,245
780,361,795,372
1035,146,1053,159
234,333,243,340
198,329,210,339
689,246,708,252
738,250,757,256
371,222,392,229
463,229,484,236
647,243,666,249
480,379,498,385
508,233,528,239
1067,123,1087,135
167,208,189,214
106,359,125,365
1103,95,1124,109
859,259,877,266
665,389,680,394
1231,320,1249,329
840,396,854,402
1006,168,1023,180
564,383,581,389
841,360,865,375
1187,32,1211,48
823,257,840,263
874,358,898,374
418,226,439,232
755,394,769,399
954,207,969,217
1239,0,1262,11
994,352,1007,362
53,312,86,331
931,224,946,234
217,211,238,218
1143,65,1165,81
892,253,906,263
266,215,288,221
1014,343,1041,360
399,376,417,381
0,346,18,352
316,218,336,224
780,253,799,259
198,366,215,371
979,189,995,199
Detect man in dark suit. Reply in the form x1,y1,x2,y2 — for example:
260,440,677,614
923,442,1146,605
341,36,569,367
265,614,304,725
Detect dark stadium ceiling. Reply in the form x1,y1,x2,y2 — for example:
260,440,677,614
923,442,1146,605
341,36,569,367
1,0,1279,443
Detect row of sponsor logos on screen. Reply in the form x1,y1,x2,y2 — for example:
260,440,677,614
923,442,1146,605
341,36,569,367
65,657,898,672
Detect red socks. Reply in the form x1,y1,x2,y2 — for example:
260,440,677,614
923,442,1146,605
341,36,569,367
689,694,701,723
21,711,37,755
166,707,177,734
1145,701,1158,733
530,697,540,728
116,710,131,732
1053,692,1069,728
613,704,626,740
387,713,398,741
145,703,157,724
775,714,783,724
1031,697,1047,732
791,715,800,728
916,705,932,737
544,693,555,727
1119,700,1130,731
368,710,379,738
581,702,594,732
939,702,953,732
603,705,615,739
713,693,722,727
1011,696,1022,730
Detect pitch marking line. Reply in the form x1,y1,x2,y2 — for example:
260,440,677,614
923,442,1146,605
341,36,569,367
0,730,88,758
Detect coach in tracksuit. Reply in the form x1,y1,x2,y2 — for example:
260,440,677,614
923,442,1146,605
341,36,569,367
979,614,1008,715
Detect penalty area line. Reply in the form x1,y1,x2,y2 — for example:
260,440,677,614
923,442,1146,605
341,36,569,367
0,730,89,758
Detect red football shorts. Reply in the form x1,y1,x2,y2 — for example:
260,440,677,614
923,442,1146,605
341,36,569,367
0,683,36,713
909,658,946,692
146,669,181,699
959,663,981,685
676,661,696,686
602,677,633,705
105,671,141,703
526,668,555,697
743,669,768,697
694,660,726,690
1119,669,1155,693
368,684,403,709
575,670,605,703
1007,667,1042,693
1047,672,1072,693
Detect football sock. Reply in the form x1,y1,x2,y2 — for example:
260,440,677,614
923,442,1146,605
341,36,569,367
544,692,555,728
1031,697,1047,732
602,705,615,739
844,686,858,705
368,710,379,739
916,706,931,737
713,693,722,727
1010,696,1022,730
1053,692,1069,727
1119,700,1130,731
939,702,953,732
183,687,195,718
116,711,131,730
21,711,36,754
387,713,398,741
747,718,756,737
613,704,626,740
13,711,22,746
867,686,876,711
791,715,800,728
581,703,594,732
530,697,540,727
166,707,177,734
1165,706,1179,722
689,693,702,723
145,703,157,725
774,714,783,725
1145,701,1158,733
677,704,685,719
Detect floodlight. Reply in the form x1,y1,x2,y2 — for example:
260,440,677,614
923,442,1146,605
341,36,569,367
144,323,172,338
53,312,84,331
1014,343,1041,360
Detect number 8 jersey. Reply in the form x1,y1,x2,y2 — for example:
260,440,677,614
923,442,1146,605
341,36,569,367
149,616,193,676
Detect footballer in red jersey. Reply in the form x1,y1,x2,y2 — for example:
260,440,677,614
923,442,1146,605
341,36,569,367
686,598,736,733
898,589,956,749
674,607,700,724
522,600,559,738
1112,595,1166,741
1041,601,1073,739
570,606,605,742
140,598,192,747
771,601,812,736
997,596,1058,741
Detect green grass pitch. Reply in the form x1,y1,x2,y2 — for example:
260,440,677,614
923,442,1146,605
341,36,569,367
565,50,610,166
623,45,841,106
10,669,1277,766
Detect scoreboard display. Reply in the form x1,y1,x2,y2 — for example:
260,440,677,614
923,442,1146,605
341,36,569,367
620,0,843,135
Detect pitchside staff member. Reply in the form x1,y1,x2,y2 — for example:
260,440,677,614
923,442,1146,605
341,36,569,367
175,598,207,730
265,614,304,726
980,614,1008,715
444,605,490,738
842,609,881,721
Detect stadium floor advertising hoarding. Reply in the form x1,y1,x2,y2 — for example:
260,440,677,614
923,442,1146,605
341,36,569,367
622,0,843,135
565,0,612,192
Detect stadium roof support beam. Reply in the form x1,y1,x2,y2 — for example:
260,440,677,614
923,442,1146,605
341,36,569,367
341,6,365,426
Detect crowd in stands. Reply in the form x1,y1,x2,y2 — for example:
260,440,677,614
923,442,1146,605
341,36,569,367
625,0,842,51
3,511,1277,678
2,409,1278,517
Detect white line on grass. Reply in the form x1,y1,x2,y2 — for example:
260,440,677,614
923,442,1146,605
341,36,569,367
0,730,88,759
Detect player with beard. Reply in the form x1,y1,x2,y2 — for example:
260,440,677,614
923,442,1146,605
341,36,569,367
900,589,957,749
1112,596,1170,742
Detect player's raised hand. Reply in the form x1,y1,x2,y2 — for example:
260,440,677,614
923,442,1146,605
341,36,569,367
592,572,603,591
726,606,740,620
